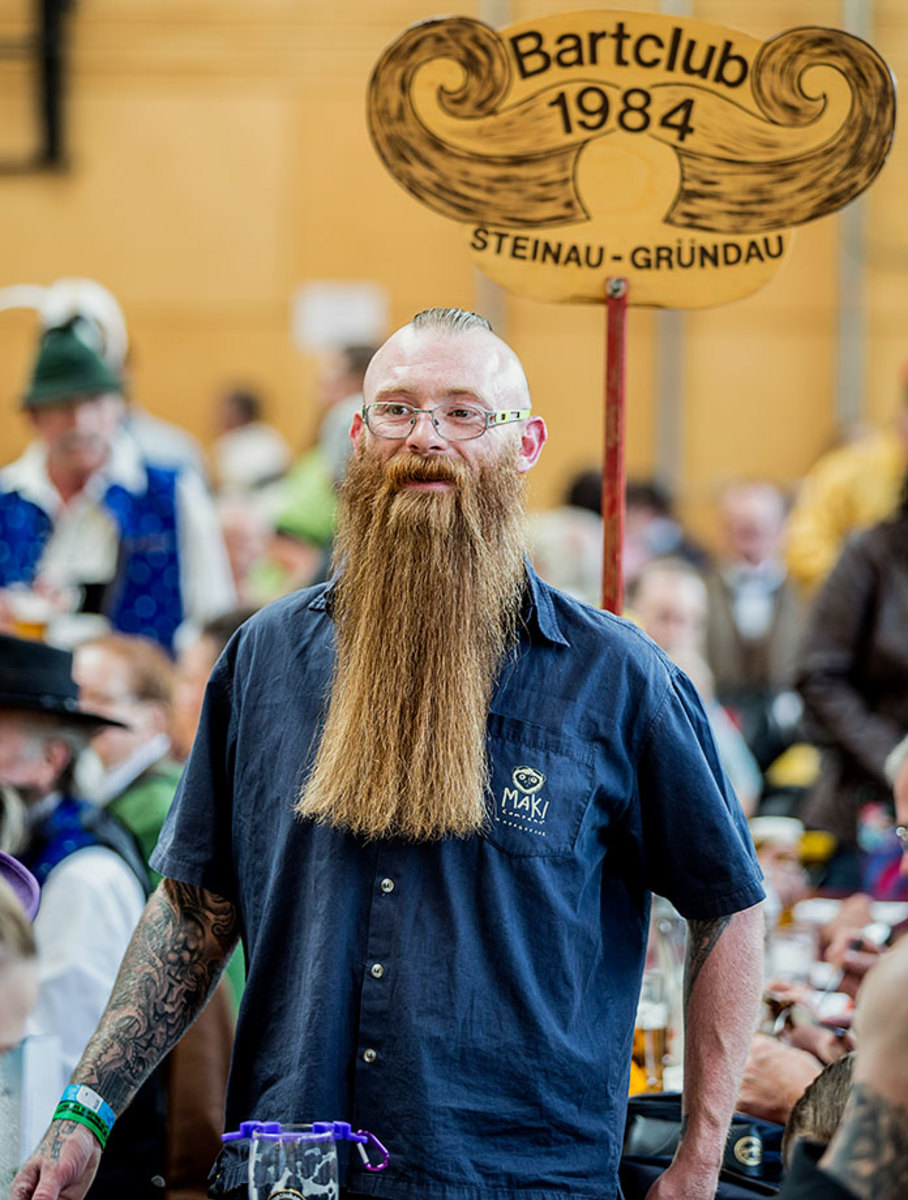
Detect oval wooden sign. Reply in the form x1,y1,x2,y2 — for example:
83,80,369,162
368,11,895,308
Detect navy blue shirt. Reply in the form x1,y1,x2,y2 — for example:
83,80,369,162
152,568,764,1200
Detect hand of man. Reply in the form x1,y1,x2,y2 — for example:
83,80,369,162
824,930,882,997
737,1032,822,1124
785,1020,854,1064
642,1156,722,1199
818,893,872,957
10,1122,101,1200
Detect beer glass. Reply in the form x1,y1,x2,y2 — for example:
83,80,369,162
248,1125,339,1200
633,968,669,1092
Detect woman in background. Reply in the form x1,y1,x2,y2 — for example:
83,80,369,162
796,474,908,895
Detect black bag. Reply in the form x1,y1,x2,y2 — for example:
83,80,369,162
621,1092,783,1198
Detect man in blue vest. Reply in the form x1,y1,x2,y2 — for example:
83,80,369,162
0,318,235,653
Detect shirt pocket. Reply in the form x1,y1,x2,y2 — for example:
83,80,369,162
483,713,596,858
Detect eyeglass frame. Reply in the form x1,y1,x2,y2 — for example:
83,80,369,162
361,401,532,442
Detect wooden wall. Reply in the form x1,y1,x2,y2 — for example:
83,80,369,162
0,0,904,547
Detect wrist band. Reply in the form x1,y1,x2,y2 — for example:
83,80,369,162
60,1084,117,1130
53,1085,116,1150
52,1101,111,1149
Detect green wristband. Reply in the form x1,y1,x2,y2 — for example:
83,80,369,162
52,1100,111,1150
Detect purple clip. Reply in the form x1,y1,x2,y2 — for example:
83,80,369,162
354,1129,390,1172
221,1120,281,1142
310,1122,389,1172
312,1120,353,1139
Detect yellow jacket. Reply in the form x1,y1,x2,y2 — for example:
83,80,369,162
785,427,905,591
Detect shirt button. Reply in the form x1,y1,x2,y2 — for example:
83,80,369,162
363,1048,377,1064
380,878,395,893
370,963,384,979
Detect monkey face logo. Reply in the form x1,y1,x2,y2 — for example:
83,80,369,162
512,766,545,793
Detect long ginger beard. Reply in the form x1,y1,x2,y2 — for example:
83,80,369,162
295,441,527,841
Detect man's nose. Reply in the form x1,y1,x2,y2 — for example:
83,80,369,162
70,403,99,432
404,409,447,454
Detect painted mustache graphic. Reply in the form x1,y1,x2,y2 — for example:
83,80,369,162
369,16,894,236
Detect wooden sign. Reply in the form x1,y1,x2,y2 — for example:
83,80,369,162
369,12,895,307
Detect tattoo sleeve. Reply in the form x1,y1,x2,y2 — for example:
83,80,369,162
683,914,732,1009
72,879,239,1113
823,1083,908,1200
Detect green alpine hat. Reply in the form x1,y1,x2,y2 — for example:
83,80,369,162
21,320,123,409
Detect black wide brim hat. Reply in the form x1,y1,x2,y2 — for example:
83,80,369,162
0,633,126,728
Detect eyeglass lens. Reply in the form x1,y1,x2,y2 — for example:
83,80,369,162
368,403,487,440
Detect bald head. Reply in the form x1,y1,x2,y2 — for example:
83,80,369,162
364,308,531,413
720,481,787,565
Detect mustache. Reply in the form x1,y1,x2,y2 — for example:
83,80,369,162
56,431,107,451
382,454,468,491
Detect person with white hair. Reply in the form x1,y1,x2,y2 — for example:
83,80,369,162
0,315,235,651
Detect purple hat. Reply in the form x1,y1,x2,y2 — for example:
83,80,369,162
0,851,40,921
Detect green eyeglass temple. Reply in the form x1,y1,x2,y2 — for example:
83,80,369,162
362,404,531,441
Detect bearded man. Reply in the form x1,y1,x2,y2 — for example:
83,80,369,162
15,308,765,1200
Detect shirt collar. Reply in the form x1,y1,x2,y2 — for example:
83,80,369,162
308,561,570,648
0,431,148,514
92,430,148,495
522,561,570,646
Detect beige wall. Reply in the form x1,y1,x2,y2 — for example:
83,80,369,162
0,0,904,547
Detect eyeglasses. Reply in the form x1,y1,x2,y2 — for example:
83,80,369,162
362,401,531,442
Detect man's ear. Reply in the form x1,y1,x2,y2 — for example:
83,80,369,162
39,737,73,793
350,411,365,447
516,415,547,474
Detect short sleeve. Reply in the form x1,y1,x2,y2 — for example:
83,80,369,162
636,666,764,920
150,647,238,899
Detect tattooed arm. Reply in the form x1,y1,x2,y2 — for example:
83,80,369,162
644,902,765,1200
11,878,238,1200
814,937,908,1200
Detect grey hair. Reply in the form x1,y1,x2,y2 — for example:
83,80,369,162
0,785,28,856
12,713,93,795
411,308,492,335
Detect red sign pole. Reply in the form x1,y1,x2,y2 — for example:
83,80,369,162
601,277,628,614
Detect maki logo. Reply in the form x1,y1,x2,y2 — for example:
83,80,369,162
512,766,545,793
498,765,549,836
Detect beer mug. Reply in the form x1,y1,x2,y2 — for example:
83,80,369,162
632,969,669,1092
248,1125,339,1200
767,922,817,984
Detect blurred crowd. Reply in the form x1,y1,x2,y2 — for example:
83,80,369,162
2,279,908,1197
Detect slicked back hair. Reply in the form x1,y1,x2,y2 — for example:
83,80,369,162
411,308,493,335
